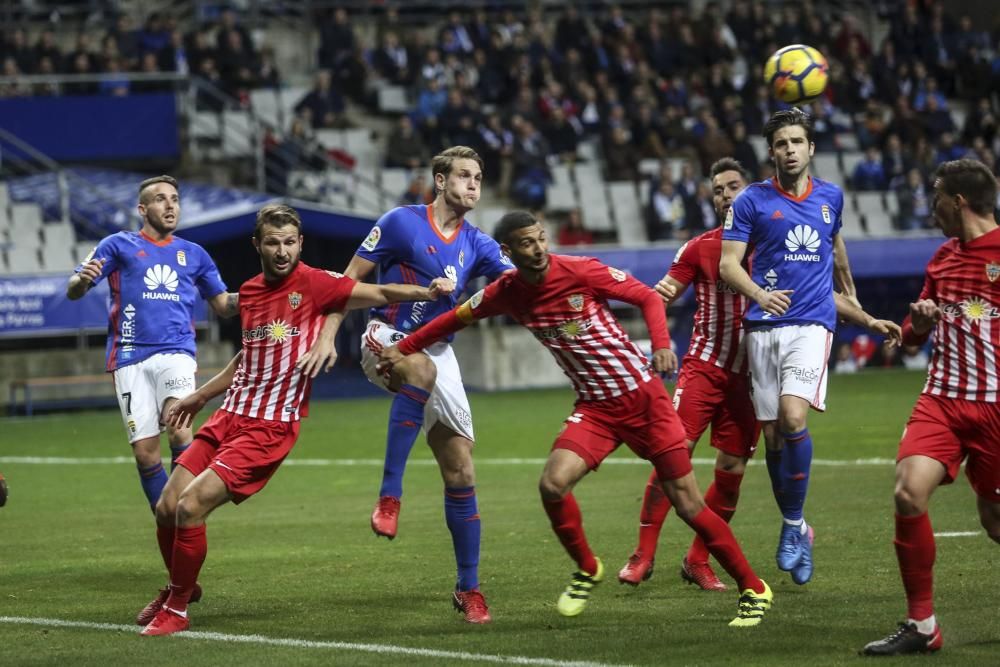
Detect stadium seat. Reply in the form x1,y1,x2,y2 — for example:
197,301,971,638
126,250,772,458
839,209,867,239
608,182,648,245
377,85,409,113
550,163,572,188
748,136,768,162
546,182,577,210
638,158,662,178
577,138,600,162
42,245,78,272
43,221,76,249
221,110,254,158
189,111,223,140
74,241,97,264
854,192,885,219
839,151,864,182
578,186,614,233
864,211,896,237
379,168,411,209
811,154,842,186
0,182,9,210
315,128,345,150
4,248,42,274
835,133,859,152
249,89,282,127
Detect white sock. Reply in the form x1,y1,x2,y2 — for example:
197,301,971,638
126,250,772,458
909,615,936,634
783,518,804,527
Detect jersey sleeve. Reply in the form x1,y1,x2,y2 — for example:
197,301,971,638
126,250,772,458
354,208,409,265
900,248,942,346
309,269,358,313
722,190,755,243
398,278,513,355
577,258,671,349
666,238,698,286
832,187,844,236
193,245,228,299
456,275,513,323
74,234,120,286
471,229,514,280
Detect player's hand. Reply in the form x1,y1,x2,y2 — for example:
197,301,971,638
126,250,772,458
866,318,902,349
756,289,793,316
375,344,405,376
427,277,456,299
909,299,941,336
165,392,208,430
296,333,338,378
654,277,677,303
652,348,677,376
77,258,105,285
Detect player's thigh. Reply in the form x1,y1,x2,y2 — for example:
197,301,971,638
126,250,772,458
360,320,435,391
112,360,161,443
539,447,591,498
208,415,300,505
746,329,780,422
621,381,687,464
777,324,832,412
673,360,727,444
964,402,1000,510
422,343,475,441
710,373,760,458
151,353,197,417
552,405,620,473
427,421,475,484
176,468,232,525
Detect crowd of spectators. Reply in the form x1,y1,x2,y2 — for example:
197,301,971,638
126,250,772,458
4,1,1000,239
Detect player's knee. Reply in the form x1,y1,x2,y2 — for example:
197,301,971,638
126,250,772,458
166,424,192,447
175,493,204,525
154,495,175,525
893,483,928,516
777,414,807,435
977,507,1000,544
538,474,568,502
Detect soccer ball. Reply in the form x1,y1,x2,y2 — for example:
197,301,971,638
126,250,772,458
764,44,829,105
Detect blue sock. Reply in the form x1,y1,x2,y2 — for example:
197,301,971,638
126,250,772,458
445,486,480,591
379,385,430,498
778,429,813,522
765,449,784,509
170,442,191,473
137,462,167,512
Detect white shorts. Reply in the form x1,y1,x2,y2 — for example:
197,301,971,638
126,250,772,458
746,324,832,422
361,319,475,442
112,353,197,443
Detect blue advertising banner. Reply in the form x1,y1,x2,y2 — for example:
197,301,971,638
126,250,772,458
0,93,179,161
0,275,207,338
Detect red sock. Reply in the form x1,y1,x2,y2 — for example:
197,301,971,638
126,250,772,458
543,493,598,575
165,524,207,613
156,522,176,571
686,469,743,564
895,512,935,621
686,507,763,593
636,470,672,556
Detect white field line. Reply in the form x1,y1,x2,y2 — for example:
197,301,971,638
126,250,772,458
0,456,898,467
0,616,625,667
934,531,980,538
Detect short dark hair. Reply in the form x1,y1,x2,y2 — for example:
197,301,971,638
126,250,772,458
431,146,484,184
493,210,538,245
138,175,178,203
254,203,302,240
709,157,751,184
763,108,814,147
934,159,998,217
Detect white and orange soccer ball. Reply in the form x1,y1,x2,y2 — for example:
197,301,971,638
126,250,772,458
764,44,829,105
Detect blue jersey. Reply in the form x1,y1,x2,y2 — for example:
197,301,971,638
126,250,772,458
723,177,843,331
77,231,228,371
355,205,511,338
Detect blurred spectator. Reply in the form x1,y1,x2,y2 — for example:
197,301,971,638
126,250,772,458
851,334,877,369
138,12,171,55
686,181,717,234
935,132,965,165
267,117,325,196
98,58,130,96
372,31,411,86
33,29,62,71
544,107,580,162
901,344,929,371
400,174,430,206
64,52,98,95
603,127,640,182
510,119,550,208
0,57,30,97
440,11,475,55
385,116,429,170
557,209,594,247
852,146,888,191
32,56,60,96
132,52,171,93
894,168,931,231
649,179,685,241
730,121,759,179
833,343,859,374
5,28,33,73
477,113,515,190
318,8,355,71
107,15,139,69
882,134,912,183
697,113,735,175
193,57,225,111
215,9,253,55
415,77,447,124
295,70,347,129
216,28,258,100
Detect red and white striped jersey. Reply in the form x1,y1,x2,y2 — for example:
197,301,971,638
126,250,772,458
668,227,749,373
452,254,671,401
222,262,355,421
909,227,1000,402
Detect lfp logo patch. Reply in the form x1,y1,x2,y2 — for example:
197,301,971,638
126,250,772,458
362,226,381,251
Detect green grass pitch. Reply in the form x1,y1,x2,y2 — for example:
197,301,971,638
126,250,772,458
1,370,997,665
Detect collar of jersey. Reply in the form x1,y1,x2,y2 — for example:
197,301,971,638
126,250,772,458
139,229,175,246
426,204,463,244
771,176,813,203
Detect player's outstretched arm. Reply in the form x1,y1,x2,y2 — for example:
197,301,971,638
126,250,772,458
834,293,902,347
207,291,239,318
344,278,455,311
832,234,859,307
901,298,942,346
166,351,242,429
66,258,105,299
720,239,793,316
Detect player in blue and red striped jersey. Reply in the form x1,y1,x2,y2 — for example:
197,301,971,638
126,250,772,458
863,160,1000,656
138,204,454,636
305,146,511,623
378,211,775,627
720,109,860,587
66,175,238,513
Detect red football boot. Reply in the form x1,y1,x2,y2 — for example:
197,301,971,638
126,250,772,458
371,496,401,539
140,608,190,636
617,552,654,586
136,583,202,626
680,557,727,591
453,589,492,624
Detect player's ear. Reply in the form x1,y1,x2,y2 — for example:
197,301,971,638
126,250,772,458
808,141,815,157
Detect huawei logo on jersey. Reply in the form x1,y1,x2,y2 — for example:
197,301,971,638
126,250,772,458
142,264,181,301
784,225,821,262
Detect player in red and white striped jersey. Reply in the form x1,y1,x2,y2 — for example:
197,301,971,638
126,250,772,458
379,211,775,627
864,159,1000,656
137,204,455,637
621,159,902,591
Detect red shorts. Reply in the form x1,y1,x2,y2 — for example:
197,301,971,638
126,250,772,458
674,357,760,458
553,379,690,480
178,409,300,504
898,393,1000,502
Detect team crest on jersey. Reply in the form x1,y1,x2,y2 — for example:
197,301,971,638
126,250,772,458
469,289,484,309
325,270,344,278
723,207,734,230
568,294,584,311
288,292,302,309
458,250,465,267
362,226,381,251
176,250,187,266
608,267,627,282
986,262,1000,283
821,204,832,225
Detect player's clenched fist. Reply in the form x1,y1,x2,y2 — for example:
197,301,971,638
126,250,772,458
77,257,106,285
427,277,456,298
